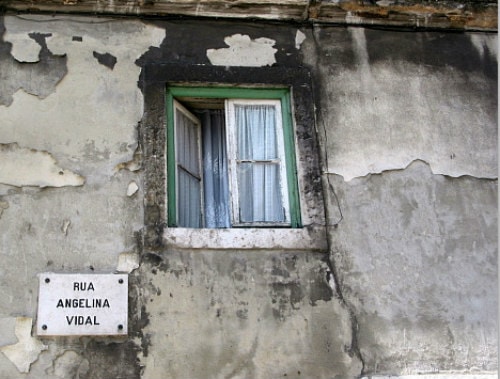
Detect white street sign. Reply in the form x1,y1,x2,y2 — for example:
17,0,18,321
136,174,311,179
37,273,128,336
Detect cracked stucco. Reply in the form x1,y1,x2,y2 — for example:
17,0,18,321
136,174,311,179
0,318,47,373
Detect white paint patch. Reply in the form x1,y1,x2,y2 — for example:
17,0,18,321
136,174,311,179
207,34,277,67
117,252,140,273
0,143,85,188
127,181,139,196
0,317,48,373
3,31,42,62
295,30,306,50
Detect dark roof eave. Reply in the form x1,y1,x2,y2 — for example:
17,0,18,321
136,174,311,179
2,0,497,31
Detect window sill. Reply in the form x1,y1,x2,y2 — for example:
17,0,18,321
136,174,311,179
163,226,327,252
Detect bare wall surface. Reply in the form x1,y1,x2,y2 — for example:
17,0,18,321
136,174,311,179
139,250,361,379
303,26,497,181
0,14,497,379
326,162,497,374
301,25,497,376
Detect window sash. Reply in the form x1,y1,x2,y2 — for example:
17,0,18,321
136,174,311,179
174,100,204,228
166,86,301,228
226,99,290,226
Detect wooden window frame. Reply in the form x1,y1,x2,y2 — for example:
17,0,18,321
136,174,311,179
166,86,301,228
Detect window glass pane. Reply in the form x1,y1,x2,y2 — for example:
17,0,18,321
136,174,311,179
178,170,202,227
238,162,284,223
175,103,203,228
235,105,278,160
176,109,201,177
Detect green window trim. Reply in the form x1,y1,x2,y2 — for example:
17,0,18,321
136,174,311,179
166,86,301,228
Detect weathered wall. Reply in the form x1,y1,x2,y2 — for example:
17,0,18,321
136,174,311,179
0,14,163,378
0,13,497,379
303,26,498,376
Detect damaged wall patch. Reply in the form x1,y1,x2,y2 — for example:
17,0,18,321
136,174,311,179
93,51,117,69
207,34,277,67
0,317,47,373
0,143,85,188
0,24,67,106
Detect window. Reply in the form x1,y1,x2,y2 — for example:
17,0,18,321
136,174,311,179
166,86,301,228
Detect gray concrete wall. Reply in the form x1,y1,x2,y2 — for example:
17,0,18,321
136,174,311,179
0,14,497,379
304,26,498,375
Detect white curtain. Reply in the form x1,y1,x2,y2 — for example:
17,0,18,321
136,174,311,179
235,105,284,223
200,110,231,228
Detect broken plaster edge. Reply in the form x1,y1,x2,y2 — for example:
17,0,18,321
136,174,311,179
0,143,86,188
325,159,498,182
0,317,48,374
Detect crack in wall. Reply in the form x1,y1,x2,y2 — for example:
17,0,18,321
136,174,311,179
310,23,365,377
324,255,366,376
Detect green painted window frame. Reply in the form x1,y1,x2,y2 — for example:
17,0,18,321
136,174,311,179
166,86,301,228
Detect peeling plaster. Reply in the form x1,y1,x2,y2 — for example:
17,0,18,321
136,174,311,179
127,181,139,196
0,317,47,373
311,28,497,181
295,30,306,49
4,32,41,62
0,22,67,106
93,50,117,69
114,149,142,172
327,158,497,182
0,143,85,188
207,34,277,67
1,15,165,177
117,252,140,273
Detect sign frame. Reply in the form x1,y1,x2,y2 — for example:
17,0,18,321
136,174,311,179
36,273,128,336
